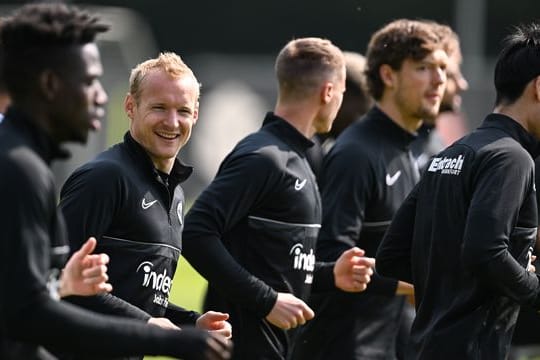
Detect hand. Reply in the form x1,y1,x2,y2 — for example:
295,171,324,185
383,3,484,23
148,317,180,330
59,237,113,297
196,311,232,339
172,327,232,360
205,332,233,360
334,247,375,292
395,281,414,296
265,292,314,330
528,255,537,273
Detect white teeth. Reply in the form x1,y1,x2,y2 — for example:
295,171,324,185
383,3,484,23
156,132,178,139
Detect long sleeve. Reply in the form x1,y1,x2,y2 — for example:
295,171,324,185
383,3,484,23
165,303,200,325
462,150,540,307
183,152,279,317
0,157,210,359
376,186,418,284
59,161,123,250
59,161,156,320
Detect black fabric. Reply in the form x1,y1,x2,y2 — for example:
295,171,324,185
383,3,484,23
183,112,335,359
294,106,419,360
410,123,446,173
60,131,198,324
0,109,213,359
377,113,540,359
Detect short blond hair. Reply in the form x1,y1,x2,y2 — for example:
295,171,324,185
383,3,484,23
129,52,200,102
275,37,344,99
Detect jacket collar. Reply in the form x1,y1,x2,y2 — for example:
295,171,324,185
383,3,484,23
3,107,69,164
261,112,314,155
481,113,540,157
365,106,418,147
123,131,193,184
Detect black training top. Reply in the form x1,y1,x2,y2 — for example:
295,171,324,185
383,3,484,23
293,106,419,360
183,112,335,317
0,108,214,360
377,113,540,359
60,132,199,325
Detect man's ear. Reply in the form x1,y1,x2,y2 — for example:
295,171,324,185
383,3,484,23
124,93,135,120
379,64,396,88
534,76,540,102
39,70,60,101
320,81,334,104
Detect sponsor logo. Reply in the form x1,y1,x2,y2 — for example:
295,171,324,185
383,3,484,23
141,198,158,210
153,293,169,307
294,178,307,191
385,171,402,186
289,243,315,284
427,154,465,175
136,261,172,296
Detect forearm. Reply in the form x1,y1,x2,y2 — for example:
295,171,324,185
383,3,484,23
311,261,335,291
165,302,200,325
356,271,399,296
182,233,277,317
64,293,151,321
476,251,540,308
7,292,201,358
376,190,417,283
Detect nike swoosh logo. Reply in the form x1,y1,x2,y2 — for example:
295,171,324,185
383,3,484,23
385,171,402,186
294,178,307,191
141,198,158,210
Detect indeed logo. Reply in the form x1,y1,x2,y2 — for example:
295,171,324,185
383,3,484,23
427,154,465,175
289,244,315,272
136,261,172,295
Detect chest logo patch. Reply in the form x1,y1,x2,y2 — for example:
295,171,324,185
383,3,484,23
141,198,158,210
294,178,307,191
177,201,183,225
385,170,402,186
427,154,465,175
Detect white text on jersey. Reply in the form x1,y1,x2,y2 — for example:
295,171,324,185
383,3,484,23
428,155,465,175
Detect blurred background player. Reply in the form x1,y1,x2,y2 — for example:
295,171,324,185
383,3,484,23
293,19,447,360
411,22,469,172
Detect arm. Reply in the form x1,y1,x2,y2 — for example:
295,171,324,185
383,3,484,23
313,247,375,292
376,185,419,284
165,302,200,325
316,143,399,296
59,162,153,320
183,152,313,328
462,151,540,307
1,164,229,360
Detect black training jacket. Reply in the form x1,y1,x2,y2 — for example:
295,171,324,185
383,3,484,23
60,132,199,325
183,113,334,360
377,114,540,359
0,108,211,360
293,106,419,360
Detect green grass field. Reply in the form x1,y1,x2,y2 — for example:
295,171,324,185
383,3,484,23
144,257,207,360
